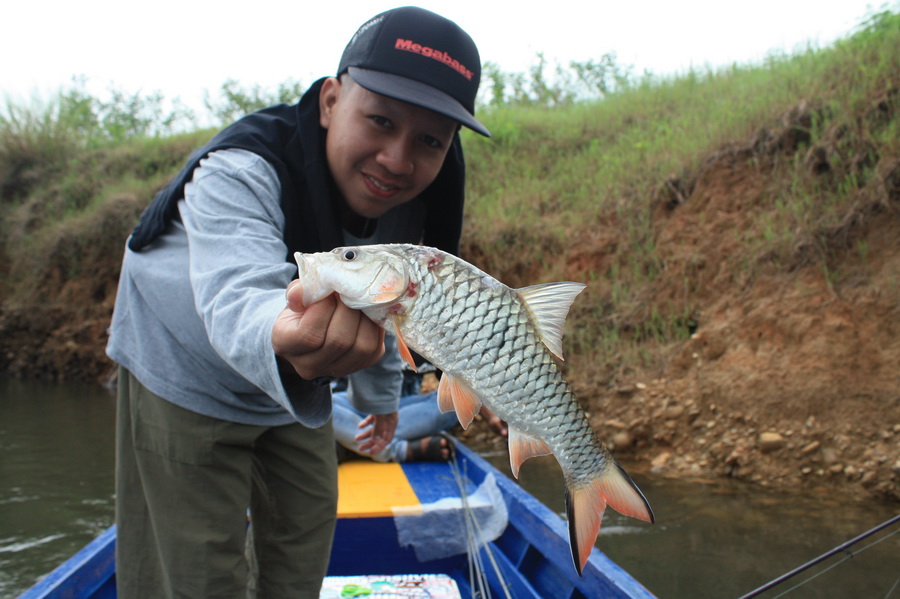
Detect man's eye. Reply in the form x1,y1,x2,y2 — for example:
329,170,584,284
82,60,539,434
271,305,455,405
370,115,392,128
421,135,442,149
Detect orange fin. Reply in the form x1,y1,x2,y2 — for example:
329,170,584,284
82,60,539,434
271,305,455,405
436,373,481,429
508,427,553,479
515,282,586,360
437,374,454,413
565,461,654,575
390,315,416,372
601,461,655,523
566,481,606,576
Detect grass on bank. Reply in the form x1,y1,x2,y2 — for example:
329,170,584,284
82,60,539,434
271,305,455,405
460,8,900,372
1,8,897,381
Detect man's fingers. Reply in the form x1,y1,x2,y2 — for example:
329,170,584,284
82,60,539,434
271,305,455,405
285,280,305,312
272,292,386,381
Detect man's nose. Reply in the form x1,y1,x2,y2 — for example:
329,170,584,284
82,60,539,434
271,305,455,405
377,138,415,175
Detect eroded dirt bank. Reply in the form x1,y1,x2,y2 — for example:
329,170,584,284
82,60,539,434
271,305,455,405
463,122,900,504
1,108,898,505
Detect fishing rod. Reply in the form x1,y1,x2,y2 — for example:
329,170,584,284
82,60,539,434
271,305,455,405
737,513,900,599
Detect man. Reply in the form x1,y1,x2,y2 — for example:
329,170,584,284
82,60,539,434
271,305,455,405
107,6,489,597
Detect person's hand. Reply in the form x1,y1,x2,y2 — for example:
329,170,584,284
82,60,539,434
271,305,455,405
272,280,385,381
354,412,399,455
479,406,508,438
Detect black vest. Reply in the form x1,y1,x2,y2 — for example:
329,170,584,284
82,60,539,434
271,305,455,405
127,78,467,259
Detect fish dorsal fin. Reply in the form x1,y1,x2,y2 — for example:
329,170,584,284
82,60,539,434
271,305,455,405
516,282,587,361
436,373,482,430
508,426,553,479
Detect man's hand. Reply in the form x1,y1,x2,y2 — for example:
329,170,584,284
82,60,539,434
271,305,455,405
272,280,385,381
354,413,399,455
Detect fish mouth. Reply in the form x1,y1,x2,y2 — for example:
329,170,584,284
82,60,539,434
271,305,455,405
294,252,316,283
293,252,332,306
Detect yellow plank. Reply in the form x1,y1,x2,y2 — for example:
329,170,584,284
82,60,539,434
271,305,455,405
336,461,422,518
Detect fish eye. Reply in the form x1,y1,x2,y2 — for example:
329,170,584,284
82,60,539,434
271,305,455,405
340,248,359,261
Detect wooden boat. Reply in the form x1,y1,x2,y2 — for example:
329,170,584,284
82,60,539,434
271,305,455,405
21,441,654,598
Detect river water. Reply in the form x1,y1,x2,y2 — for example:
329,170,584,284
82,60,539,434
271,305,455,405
2,376,898,598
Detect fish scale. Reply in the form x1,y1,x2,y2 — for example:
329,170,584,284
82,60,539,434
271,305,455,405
295,243,654,575
404,252,589,459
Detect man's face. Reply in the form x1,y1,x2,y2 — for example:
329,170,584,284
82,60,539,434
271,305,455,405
319,76,458,222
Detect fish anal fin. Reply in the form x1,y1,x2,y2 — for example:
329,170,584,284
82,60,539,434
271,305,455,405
436,374,454,413
508,427,553,479
436,373,481,429
390,315,416,372
515,282,586,360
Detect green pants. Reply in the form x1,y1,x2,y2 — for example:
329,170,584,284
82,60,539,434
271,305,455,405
115,367,337,598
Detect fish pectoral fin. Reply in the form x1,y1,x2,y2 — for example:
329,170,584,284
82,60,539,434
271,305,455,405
508,427,553,479
515,282,586,361
389,315,417,372
566,461,655,575
436,373,481,429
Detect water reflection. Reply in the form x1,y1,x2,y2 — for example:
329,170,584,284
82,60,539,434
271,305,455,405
2,377,898,598
482,450,900,598
0,377,116,596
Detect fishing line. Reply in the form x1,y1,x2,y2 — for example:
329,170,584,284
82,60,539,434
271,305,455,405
446,436,513,599
448,450,491,598
884,575,900,599
769,526,900,599
738,513,900,599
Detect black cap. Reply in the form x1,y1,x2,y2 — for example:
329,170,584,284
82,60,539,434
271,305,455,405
337,6,490,137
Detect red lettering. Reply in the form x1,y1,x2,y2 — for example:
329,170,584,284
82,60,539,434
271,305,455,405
393,38,473,80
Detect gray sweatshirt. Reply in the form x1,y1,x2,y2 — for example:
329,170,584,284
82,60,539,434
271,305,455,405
107,148,420,427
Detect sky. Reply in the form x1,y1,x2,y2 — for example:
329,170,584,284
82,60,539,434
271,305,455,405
1,0,891,119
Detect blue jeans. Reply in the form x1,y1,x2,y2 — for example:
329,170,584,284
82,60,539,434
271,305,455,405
332,390,459,462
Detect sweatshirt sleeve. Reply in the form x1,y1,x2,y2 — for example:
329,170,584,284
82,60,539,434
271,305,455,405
179,148,330,426
346,334,403,415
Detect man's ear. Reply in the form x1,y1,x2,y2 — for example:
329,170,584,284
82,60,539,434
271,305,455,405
319,77,341,129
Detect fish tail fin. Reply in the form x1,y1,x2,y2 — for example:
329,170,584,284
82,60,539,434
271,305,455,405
566,462,654,575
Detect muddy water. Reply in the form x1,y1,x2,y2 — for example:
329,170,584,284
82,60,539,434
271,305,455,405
484,451,899,598
0,377,116,597
2,377,898,598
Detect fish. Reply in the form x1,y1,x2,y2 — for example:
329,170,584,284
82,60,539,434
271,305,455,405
295,243,654,574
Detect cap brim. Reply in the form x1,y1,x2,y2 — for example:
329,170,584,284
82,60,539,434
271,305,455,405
348,67,490,137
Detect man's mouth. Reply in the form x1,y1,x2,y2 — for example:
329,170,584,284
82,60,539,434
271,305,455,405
365,174,397,191
363,173,404,200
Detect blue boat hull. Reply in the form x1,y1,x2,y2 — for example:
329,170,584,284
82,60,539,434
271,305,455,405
21,442,653,598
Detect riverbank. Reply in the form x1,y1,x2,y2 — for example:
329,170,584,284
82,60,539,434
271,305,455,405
2,12,898,505
2,126,898,505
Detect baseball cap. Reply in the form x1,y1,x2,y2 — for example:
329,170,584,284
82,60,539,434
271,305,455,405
337,6,490,137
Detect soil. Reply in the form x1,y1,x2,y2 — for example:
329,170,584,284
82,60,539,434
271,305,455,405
461,121,900,505
1,106,898,505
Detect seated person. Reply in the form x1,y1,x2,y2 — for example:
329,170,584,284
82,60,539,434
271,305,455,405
333,366,507,463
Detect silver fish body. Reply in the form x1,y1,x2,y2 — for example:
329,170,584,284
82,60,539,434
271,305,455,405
295,244,653,573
